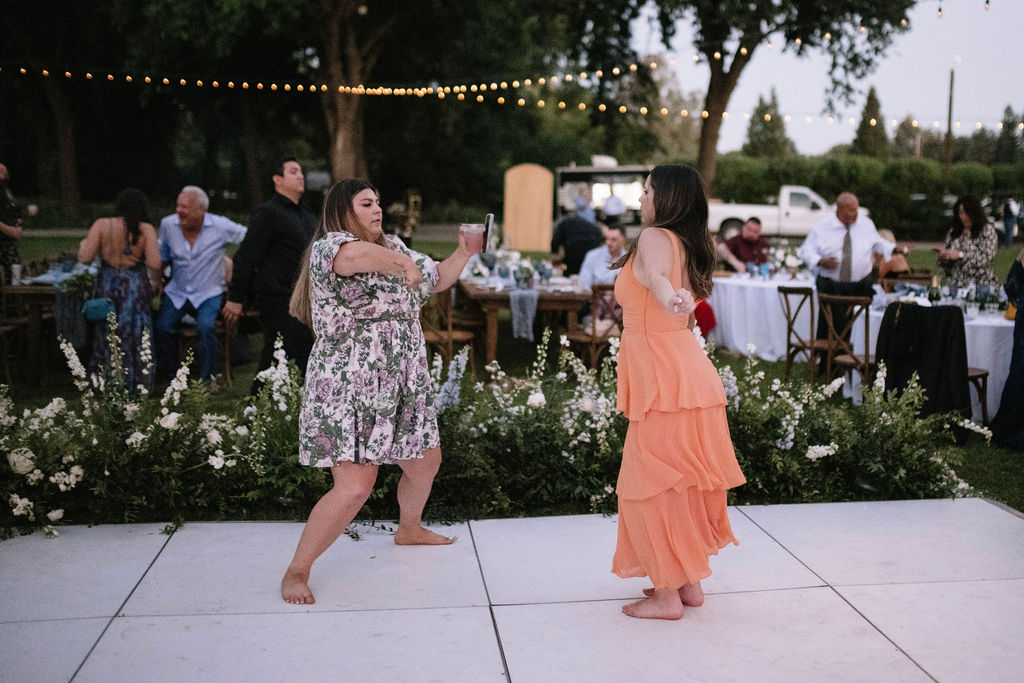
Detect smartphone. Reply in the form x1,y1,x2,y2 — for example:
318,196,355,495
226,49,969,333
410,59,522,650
482,213,494,253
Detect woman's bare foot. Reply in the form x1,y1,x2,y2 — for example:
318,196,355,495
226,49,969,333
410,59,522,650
281,569,315,605
679,581,704,607
394,526,455,545
642,581,705,606
622,589,684,620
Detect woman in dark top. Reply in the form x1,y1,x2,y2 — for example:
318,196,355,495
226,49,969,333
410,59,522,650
78,188,162,393
0,163,23,283
990,247,1024,449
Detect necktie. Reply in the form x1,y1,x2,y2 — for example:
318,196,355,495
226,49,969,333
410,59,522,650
839,226,852,282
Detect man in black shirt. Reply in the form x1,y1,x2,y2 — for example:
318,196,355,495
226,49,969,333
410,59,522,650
223,157,317,390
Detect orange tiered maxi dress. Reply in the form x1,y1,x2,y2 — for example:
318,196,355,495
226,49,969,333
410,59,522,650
612,236,746,589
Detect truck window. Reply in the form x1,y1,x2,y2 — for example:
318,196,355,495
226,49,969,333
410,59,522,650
789,192,812,209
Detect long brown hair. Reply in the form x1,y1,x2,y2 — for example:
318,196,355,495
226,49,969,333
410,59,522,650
289,179,384,326
950,195,987,240
611,165,716,300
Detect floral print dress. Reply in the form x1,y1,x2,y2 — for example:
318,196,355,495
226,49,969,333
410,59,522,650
942,223,998,288
299,231,439,467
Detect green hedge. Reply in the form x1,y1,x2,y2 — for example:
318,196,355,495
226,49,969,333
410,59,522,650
712,155,1024,241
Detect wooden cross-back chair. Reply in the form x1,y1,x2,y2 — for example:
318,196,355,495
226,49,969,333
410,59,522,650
778,285,834,380
817,293,875,385
566,283,622,368
421,291,475,367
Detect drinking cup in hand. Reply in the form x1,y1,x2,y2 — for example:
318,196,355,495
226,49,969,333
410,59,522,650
460,223,486,253
10,263,21,285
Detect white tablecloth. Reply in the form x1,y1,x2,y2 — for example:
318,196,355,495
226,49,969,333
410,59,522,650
709,273,1013,422
708,273,815,361
853,308,1014,423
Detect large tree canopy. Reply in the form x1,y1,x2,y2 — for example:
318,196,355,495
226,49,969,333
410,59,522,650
644,0,916,187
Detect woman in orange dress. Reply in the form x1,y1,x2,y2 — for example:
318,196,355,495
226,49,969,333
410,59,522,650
611,165,746,620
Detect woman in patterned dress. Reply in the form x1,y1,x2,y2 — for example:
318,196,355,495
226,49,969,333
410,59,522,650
77,188,162,393
280,179,481,605
937,195,998,288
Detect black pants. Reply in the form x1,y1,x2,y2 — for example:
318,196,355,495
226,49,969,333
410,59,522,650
815,275,875,355
252,294,314,393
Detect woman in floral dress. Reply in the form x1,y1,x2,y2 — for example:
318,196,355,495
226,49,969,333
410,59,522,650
280,179,480,605
937,195,998,288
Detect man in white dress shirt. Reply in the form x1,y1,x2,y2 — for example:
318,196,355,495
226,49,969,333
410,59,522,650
578,224,626,293
155,186,248,386
799,192,908,345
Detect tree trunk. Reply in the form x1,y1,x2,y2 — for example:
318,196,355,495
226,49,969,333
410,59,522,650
238,104,265,208
39,78,80,211
323,92,366,181
696,49,752,193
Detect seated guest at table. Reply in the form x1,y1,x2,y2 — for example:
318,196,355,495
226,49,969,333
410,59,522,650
800,192,907,343
155,186,247,387
716,217,770,272
551,209,602,277
77,188,162,393
990,247,1024,450
579,224,626,293
937,195,998,288
874,228,911,280
0,162,23,284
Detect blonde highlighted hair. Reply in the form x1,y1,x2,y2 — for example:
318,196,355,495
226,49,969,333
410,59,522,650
289,179,383,326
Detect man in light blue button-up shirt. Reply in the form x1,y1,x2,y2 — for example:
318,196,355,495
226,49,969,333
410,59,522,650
155,186,247,385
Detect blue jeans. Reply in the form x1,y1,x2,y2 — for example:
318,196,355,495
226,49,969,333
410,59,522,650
1004,216,1017,247
155,294,222,384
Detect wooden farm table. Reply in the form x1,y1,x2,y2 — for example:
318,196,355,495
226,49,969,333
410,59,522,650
2,283,56,373
458,279,590,362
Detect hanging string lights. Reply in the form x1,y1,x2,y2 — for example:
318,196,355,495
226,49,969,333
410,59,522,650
0,3,1002,126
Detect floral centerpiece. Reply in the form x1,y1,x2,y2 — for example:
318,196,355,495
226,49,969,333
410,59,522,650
769,241,805,277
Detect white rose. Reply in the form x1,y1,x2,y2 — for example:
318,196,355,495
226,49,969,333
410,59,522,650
7,448,35,475
208,455,225,469
526,391,546,408
580,397,597,413
47,508,64,521
234,426,249,437
159,412,182,430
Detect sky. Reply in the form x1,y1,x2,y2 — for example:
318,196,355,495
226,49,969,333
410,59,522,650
632,0,1024,155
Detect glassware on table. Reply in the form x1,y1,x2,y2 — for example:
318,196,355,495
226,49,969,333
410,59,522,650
459,223,486,253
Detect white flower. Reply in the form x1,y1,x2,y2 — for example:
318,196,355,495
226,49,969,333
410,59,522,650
225,459,237,468
43,525,59,539
526,391,546,408
208,455,225,469
823,376,846,398
126,431,146,448
7,448,35,475
27,469,44,484
9,493,34,518
207,429,223,445
159,412,182,430
46,508,64,521
580,397,597,413
234,425,249,437
805,443,839,461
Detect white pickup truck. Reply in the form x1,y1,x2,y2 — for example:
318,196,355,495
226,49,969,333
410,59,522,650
709,185,835,240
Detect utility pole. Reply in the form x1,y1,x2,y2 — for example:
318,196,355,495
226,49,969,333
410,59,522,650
944,56,961,195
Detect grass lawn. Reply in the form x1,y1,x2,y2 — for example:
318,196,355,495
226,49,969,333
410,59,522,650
8,234,1021,513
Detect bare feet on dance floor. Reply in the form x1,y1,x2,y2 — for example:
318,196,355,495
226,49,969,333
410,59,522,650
622,589,685,620
281,569,315,605
642,581,705,606
393,526,456,546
